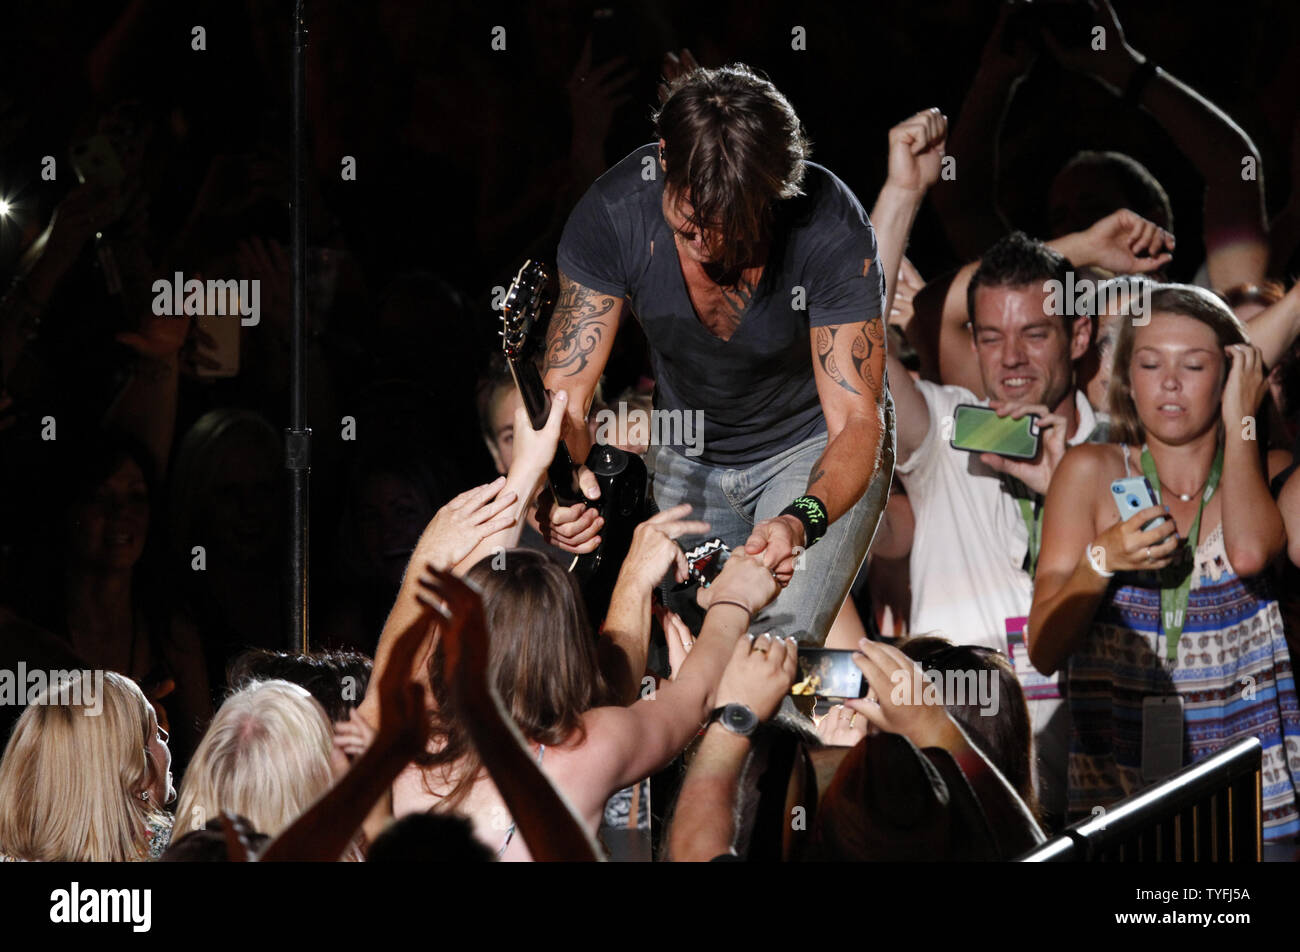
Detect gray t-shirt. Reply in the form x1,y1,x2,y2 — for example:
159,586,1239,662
558,144,884,467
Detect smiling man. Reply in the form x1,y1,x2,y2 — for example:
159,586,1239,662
886,230,1102,828
536,64,894,644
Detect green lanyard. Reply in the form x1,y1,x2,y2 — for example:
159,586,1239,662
1016,494,1042,577
1139,442,1224,662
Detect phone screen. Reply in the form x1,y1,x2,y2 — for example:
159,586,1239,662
950,404,1040,459
791,649,866,699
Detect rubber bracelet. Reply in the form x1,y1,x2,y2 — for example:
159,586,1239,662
1085,543,1115,578
780,495,829,547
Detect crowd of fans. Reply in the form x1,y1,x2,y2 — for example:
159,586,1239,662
1,0,1299,861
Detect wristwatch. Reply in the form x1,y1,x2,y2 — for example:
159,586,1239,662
707,703,759,737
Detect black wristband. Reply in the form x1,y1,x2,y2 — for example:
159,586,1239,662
1123,58,1157,107
780,495,829,548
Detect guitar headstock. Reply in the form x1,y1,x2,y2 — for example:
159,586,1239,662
500,259,554,361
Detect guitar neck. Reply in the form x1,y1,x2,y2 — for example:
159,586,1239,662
506,358,583,507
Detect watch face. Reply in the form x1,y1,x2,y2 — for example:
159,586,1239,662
723,704,757,735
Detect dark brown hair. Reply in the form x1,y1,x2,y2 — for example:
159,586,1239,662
899,636,1039,821
419,550,613,810
652,64,810,277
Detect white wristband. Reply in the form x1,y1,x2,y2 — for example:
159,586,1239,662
1085,544,1115,578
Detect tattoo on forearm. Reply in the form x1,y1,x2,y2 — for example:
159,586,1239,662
816,326,862,396
544,277,616,377
808,466,826,487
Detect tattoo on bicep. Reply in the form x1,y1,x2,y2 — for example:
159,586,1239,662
544,277,617,377
851,317,884,395
816,325,861,396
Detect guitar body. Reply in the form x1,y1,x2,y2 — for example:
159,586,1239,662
499,260,652,627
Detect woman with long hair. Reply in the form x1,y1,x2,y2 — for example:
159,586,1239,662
0,671,174,861
1029,284,1300,842
391,547,780,860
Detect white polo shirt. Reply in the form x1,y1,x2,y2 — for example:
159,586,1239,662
895,381,1099,817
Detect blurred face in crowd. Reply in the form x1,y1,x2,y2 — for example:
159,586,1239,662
486,384,599,474
357,472,434,587
206,436,277,563
971,284,1088,410
1046,164,1133,239
70,458,149,572
1127,313,1224,445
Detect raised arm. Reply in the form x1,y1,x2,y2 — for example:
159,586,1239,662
599,504,710,704
581,551,781,793
927,3,1039,260
1042,0,1268,290
1241,280,1300,371
357,478,519,731
666,632,797,861
1218,344,1288,576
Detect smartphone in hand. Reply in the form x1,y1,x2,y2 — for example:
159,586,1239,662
950,404,1040,459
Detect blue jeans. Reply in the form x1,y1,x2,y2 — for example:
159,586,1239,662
648,392,895,644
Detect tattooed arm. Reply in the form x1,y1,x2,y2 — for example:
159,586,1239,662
541,269,624,463
807,317,888,522
535,269,625,553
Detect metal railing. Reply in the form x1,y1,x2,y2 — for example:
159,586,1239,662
1019,737,1262,861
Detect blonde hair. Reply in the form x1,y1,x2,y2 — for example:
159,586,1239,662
175,679,334,840
0,672,166,861
1105,283,1250,446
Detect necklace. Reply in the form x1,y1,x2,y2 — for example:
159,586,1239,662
1168,475,1208,503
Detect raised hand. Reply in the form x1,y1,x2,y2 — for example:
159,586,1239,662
884,108,948,195
1221,343,1269,434
742,514,804,585
617,503,711,591
844,638,963,751
415,568,490,699
1074,208,1174,274
696,549,780,617
658,606,695,678
1038,0,1141,93
713,631,798,722
978,401,1070,496
567,35,636,155
657,47,701,102
417,477,518,572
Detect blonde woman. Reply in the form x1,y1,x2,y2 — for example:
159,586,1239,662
1030,284,1300,842
0,671,175,861
175,680,350,850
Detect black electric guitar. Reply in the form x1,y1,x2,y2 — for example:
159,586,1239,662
499,259,651,627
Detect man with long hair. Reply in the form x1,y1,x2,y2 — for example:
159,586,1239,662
537,64,893,644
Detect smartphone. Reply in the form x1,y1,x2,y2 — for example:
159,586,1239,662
791,648,867,700
950,404,1040,459
1141,695,1184,781
1110,477,1167,531
70,134,126,189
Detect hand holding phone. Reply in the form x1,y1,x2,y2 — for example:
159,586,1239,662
1091,489,1178,574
